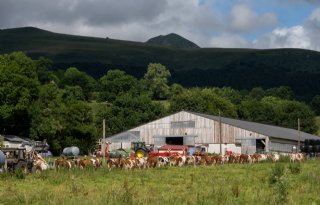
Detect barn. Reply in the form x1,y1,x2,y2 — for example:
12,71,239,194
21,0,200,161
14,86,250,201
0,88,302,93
105,111,320,154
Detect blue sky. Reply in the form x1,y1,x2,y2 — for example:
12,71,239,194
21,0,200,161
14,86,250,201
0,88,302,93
1,0,320,50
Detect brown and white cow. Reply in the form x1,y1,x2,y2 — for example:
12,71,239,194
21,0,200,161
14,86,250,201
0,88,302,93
54,158,74,170
290,153,304,163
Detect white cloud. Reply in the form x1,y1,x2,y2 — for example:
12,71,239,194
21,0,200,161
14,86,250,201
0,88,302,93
230,4,277,32
209,34,250,48
253,8,320,51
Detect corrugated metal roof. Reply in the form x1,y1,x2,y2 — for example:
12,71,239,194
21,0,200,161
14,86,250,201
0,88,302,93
3,135,29,143
188,111,320,141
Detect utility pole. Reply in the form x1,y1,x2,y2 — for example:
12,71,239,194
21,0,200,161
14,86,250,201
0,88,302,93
219,110,222,155
298,118,301,153
102,119,106,163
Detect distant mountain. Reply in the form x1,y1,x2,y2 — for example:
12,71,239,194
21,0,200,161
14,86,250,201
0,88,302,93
1,27,320,101
146,33,200,49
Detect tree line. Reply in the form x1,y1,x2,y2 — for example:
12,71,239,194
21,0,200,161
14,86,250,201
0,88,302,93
0,52,319,154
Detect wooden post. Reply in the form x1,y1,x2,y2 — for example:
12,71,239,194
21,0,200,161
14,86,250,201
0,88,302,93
219,110,222,155
298,118,301,153
102,119,106,163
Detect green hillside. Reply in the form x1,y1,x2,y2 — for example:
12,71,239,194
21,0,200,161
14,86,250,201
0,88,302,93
1,27,320,100
146,33,200,48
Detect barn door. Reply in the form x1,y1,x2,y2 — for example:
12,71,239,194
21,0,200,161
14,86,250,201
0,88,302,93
241,139,256,154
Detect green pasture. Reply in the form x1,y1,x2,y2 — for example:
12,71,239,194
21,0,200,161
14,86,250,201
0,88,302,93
1,159,320,205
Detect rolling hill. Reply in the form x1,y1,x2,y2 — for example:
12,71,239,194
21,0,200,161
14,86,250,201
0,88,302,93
1,27,320,100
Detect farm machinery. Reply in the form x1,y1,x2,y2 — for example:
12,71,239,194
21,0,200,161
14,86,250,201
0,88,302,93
1,147,34,173
0,147,49,173
132,142,189,158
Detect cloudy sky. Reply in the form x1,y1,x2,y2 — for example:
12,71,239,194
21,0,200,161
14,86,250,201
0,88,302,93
1,0,320,50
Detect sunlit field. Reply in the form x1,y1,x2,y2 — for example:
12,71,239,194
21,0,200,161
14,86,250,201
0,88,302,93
1,159,320,205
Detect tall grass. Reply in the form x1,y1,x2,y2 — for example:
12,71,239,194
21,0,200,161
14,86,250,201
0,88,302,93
0,160,319,205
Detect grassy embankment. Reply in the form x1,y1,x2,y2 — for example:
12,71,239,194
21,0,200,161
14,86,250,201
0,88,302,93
0,159,320,205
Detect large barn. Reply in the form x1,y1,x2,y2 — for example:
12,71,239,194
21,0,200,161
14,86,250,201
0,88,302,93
105,111,320,154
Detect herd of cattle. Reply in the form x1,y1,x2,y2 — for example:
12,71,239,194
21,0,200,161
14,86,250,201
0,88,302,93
47,152,305,172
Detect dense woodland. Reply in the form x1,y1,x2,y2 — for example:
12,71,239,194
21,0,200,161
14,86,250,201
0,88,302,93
0,52,319,154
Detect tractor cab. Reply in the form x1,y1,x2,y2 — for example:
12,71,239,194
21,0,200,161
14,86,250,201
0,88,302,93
132,142,154,158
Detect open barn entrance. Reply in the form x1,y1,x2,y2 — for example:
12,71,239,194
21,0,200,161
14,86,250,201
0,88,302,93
256,139,266,153
166,137,183,145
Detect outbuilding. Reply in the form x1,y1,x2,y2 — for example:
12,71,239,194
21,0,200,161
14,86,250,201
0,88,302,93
105,111,319,154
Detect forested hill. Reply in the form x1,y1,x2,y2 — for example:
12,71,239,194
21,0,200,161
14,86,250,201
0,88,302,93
1,27,320,100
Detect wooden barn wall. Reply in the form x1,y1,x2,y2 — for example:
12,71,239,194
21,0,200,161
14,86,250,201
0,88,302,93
129,111,268,145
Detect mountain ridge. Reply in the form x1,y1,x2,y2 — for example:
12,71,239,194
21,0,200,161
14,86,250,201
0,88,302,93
1,27,320,101
146,33,200,49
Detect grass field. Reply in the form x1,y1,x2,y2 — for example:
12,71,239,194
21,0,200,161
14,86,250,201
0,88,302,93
1,159,320,205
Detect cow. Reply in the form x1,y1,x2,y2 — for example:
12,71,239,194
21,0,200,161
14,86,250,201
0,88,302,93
272,153,280,162
121,158,136,170
106,158,122,171
259,154,268,162
228,154,240,163
290,153,304,163
158,157,169,167
136,157,147,169
239,154,250,164
186,156,196,166
146,156,158,168
31,152,49,173
54,158,73,170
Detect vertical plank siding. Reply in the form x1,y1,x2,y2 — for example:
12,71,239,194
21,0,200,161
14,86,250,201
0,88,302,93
129,111,267,145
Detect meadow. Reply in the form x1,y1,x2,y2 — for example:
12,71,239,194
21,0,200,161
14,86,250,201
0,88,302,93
0,159,320,205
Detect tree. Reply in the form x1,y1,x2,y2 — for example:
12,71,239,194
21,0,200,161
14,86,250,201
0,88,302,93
99,69,141,102
62,86,85,103
96,94,166,135
63,100,97,153
143,63,171,99
311,95,320,115
265,86,294,100
35,57,59,84
60,67,96,100
29,84,65,154
238,96,317,133
0,52,40,136
169,83,185,98
170,88,238,118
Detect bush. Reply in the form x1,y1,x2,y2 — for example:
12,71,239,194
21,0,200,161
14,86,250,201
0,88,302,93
288,162,301,174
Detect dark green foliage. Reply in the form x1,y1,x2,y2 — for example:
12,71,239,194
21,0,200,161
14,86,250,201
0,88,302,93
311,95,320,115
96,94,166,136
238,96,317,133
29,84,65,153
2,27,320,101
63,100,97,153
60,67,96,100
143,63,171,100
98,69,142,102
0,52,40,136
170,88,238,118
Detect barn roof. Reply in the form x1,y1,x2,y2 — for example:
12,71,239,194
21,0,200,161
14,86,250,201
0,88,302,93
189,111,320,141
3,135,29,143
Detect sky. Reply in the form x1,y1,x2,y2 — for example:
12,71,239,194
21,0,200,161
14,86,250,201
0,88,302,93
1,0,320,50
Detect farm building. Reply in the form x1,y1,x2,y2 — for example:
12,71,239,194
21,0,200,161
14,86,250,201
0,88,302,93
0,135,49,152
105,111,320,154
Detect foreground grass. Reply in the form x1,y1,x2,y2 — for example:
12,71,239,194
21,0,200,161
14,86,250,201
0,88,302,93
1,160,320,205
